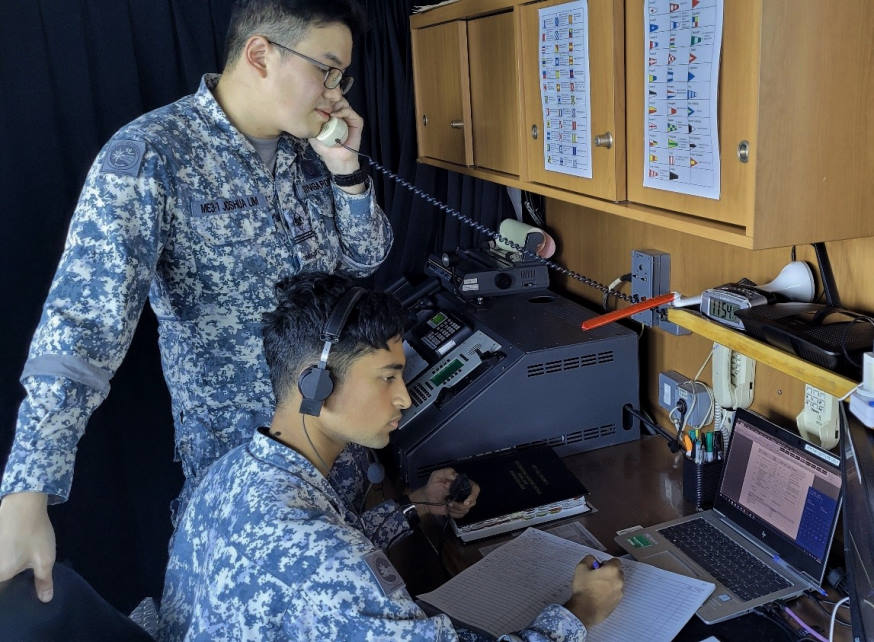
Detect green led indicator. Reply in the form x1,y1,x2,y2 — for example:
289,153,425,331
431,359,463,386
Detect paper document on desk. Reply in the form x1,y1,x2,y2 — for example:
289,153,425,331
418,528,714,641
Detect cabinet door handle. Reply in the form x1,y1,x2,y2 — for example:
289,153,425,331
422,114,429,126
593,131,613,149
531,124,538,140
449,120,465,129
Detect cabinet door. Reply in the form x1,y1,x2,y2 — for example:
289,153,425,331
468,11,520,175
520,0,626,201
626,0,761,227
411,21,474,166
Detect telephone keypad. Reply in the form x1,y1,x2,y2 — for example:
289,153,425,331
422,317,462,350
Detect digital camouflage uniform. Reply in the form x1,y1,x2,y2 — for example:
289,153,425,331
158,429,586,642
0,74,405,543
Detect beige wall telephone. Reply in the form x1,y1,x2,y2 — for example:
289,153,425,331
712,342,755,410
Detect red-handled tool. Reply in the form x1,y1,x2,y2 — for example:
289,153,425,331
580,292,675,331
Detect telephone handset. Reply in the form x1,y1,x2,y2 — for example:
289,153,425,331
316,117,348,146
712,342,755,409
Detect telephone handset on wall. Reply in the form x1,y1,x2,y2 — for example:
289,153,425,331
712,342,755,410
316,117,348,146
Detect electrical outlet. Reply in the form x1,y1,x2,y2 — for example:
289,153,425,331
630,249,688,334
658,370,687,409
658,370,714,428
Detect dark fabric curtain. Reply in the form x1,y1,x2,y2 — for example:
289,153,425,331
357,0,517,286
0,0,513,612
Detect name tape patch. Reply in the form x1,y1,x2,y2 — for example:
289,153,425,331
294,176,331,200
190,193,268,217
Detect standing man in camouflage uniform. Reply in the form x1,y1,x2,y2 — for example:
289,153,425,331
0,0,436,604
158,272,622,641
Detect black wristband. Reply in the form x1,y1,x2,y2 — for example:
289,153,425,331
397,494,420,528
331,168,368,187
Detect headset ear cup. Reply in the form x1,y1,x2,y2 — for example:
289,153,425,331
298,365,335,416
298,287,366,416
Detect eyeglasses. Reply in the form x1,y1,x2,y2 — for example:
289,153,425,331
266,39,354,95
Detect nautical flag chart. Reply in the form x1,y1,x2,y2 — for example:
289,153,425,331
643,0,722,199
538,1,592,179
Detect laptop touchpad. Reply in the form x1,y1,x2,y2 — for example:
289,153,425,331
646,551,707,579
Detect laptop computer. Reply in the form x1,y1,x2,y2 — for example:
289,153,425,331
616,408,843,624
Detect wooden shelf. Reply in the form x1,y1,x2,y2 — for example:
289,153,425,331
667,309,858,398
417,157,754,248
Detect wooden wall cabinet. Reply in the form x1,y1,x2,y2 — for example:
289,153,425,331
411,21,474,166
469,12,521,174
410,0,874,249
520,0,626,201
411,11,520,174
625,0,874,248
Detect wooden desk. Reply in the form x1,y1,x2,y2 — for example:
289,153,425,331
562,435,692,555
394,436,852,641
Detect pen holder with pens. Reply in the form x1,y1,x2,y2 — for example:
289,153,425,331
682,457,724,510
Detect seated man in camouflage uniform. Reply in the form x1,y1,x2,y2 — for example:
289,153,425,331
158,273,623,641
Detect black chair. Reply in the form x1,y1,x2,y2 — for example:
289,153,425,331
0,565,153,641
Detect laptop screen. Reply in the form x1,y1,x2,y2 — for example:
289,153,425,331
714,409,842,583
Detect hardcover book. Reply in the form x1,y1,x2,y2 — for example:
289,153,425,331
450,445,590,542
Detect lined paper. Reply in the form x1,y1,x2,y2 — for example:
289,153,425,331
419,528,714,640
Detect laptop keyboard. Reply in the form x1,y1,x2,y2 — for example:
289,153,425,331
659,518,792,602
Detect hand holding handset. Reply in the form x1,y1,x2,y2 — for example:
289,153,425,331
316,117,348,147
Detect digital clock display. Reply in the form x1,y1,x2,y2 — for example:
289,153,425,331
708,298,741,322
700,284,769,330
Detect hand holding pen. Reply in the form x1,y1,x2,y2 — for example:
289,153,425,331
564,555,624,627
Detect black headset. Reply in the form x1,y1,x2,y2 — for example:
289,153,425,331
298,286,367,417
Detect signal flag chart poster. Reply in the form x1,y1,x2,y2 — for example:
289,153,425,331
643,0,723,199
538,0,592,179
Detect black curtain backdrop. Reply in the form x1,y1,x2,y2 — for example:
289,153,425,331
0,0,514,612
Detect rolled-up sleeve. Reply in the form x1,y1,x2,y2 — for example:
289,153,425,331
331,179,393,277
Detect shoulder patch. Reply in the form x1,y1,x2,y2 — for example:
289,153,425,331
363,550,405,597
101,139,146,177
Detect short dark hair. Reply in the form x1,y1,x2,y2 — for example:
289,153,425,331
262,273,406,404
223,0,367,68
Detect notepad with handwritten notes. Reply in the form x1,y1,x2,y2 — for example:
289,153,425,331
418,528,714,641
